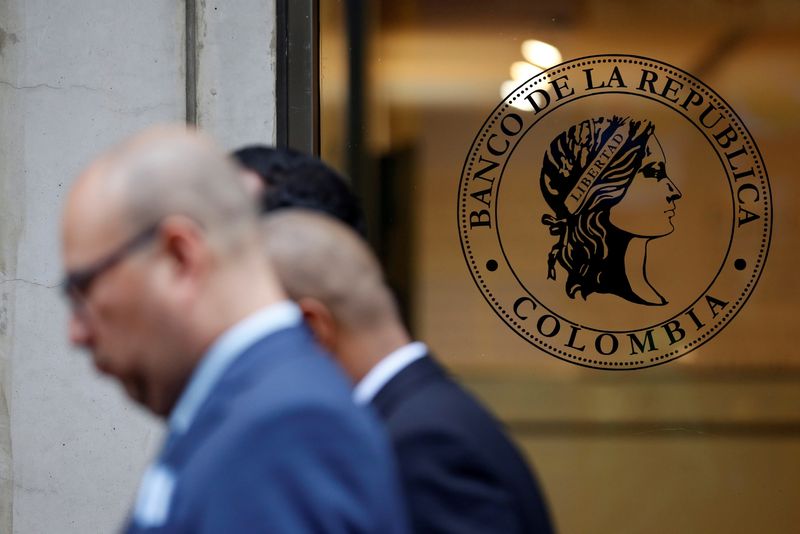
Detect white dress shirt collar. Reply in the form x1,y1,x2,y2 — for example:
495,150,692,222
168,300,302,435
353,341,428,405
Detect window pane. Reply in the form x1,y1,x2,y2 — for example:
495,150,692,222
320,2,800,532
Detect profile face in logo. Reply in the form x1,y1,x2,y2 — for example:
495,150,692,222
540,116,682,306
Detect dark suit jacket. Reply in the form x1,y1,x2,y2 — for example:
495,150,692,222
371,355,553,534
126,325,408,533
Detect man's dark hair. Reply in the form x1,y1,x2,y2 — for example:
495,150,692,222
231,145,367,237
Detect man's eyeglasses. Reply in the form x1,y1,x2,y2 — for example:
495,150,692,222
62,223,161,306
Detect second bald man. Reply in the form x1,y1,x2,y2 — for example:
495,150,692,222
263,210,553,534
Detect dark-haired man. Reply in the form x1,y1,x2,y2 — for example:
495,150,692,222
232,145,367,236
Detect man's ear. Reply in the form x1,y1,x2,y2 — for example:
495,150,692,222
239,169,265,198
157,215,207,282
297,297,338,354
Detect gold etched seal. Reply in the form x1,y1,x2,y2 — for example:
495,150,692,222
458,55,771,369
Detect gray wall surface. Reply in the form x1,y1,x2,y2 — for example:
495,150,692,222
196,0,277,147
0,1,276,531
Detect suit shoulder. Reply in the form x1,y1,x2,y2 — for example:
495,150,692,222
380,372,553,533
181,370,395,497
224,333,357,416
385,374,504,438
170,394,408,532
381,370,543,484
185,333,387,467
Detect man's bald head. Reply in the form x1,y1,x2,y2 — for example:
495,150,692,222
69,125,259,258
262,210,398,332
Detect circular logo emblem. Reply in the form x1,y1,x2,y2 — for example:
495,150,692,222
458,54,771,369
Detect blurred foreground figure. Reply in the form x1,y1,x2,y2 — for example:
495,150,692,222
263,210,554,534
60,127,408,533
232,145,367,236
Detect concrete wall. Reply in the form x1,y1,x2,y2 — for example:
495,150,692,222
0,1,276,531
196,0,277,148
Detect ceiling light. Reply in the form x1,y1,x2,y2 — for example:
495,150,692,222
521,40,562,69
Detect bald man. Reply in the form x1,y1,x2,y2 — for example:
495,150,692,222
263,210,553,534
60,127,408,533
